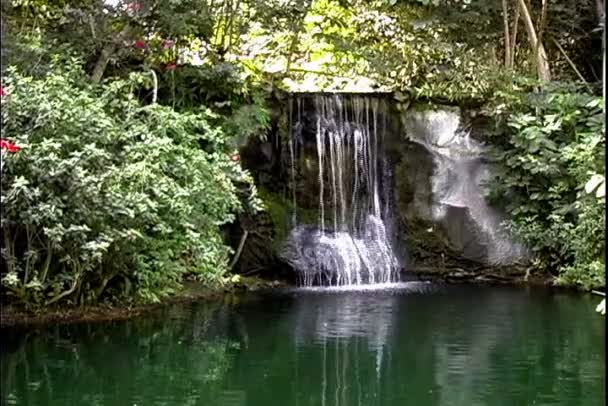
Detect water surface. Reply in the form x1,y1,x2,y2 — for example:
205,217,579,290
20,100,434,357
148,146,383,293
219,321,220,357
1,283,604,405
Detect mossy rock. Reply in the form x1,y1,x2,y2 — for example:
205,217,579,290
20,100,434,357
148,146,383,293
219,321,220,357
228,187,317,282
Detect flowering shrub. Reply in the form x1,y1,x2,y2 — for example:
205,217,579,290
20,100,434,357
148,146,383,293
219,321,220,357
1,63,261,307
1,139,22,172
1,139,21,153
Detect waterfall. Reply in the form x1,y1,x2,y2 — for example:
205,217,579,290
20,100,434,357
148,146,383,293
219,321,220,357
281,94,401,287
403,108,527,265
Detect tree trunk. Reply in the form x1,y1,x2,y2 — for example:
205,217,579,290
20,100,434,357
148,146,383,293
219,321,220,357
502,0,511,67
91,26,130,83
517,0,551,81
509,0,520,67
596,0,605,22
535,0,549,74
91,43,115,83
509,4,520,67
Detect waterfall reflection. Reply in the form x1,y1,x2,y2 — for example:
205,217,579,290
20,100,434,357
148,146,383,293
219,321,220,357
290,292,399,406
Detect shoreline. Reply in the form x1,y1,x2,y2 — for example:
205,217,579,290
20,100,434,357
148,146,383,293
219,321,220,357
408,266,558,286
0,270,584,328
0,277,284,329
0,282,222,329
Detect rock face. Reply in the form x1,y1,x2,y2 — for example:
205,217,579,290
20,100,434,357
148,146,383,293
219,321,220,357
236,96,528,282
392,107,528,267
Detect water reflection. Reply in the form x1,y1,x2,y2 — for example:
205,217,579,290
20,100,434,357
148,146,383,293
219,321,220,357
290,291,399,406
1,302,241,405
1,285,605,406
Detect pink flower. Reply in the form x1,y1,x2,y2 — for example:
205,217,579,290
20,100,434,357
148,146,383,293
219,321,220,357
0,87,5,97
127,2,143,11
1,139,21,153
134,40,146,49
165,63,177,71
231,154,240,162
161,39,174,49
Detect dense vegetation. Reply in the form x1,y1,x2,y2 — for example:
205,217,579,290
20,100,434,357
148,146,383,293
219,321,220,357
487,85,604,289
0,0,604,308
1,61,263,305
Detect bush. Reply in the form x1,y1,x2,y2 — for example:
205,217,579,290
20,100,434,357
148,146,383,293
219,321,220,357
1,61,260,307
486,86,605,290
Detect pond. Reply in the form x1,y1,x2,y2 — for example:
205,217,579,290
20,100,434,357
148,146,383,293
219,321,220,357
1,283,604,406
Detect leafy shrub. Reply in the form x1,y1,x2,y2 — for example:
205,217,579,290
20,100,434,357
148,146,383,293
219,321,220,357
486,86,605,289
1,61,260,307
155,63,271,149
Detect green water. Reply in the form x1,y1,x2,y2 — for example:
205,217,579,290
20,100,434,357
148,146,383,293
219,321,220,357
1,283,605,406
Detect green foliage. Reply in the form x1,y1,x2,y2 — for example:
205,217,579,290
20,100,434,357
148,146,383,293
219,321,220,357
156,63,271,146
1,62,261,307
221,97,271,146
10,0,600,102
256,0,506,100
486,86,605,289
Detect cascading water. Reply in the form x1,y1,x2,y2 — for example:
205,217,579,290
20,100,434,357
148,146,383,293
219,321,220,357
280,94,401,287
402,109,527,265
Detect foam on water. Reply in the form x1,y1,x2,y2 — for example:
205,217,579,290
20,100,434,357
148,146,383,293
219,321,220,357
290,281,435,293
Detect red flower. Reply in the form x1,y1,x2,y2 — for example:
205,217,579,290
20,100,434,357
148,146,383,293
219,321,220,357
231,154,240,162
1,139,21,153
161,39,174,49
127,2,143,11
0,87,5,97
165,63,177,71
134,40,146,49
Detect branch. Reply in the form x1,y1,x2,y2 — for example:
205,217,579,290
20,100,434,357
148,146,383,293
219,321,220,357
88,14,97,40
45,272,81,306
39,242,52,284
551,37,593,92
94,270,119,301
287,68,359,79
228,230,249,270
148,68,158,104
